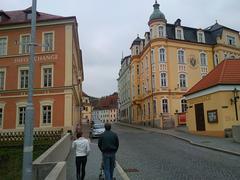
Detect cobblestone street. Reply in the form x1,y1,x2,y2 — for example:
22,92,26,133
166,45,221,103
113,124,240,180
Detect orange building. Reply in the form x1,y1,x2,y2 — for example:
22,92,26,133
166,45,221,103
0,8,84,132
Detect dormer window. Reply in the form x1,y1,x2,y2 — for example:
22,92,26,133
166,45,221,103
227,35,235,46
197,31,205,43
176,27,184,40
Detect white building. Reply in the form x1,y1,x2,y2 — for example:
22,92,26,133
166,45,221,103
118,55,132,123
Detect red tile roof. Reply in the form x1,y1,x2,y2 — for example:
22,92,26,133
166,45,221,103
0,8,70,26
185,59,240,96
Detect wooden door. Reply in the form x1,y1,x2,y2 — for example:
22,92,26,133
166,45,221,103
195,103,205,131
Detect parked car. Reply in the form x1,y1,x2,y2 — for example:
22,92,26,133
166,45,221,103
89,123,105,138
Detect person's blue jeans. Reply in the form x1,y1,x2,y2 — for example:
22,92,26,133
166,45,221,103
103,153,115,180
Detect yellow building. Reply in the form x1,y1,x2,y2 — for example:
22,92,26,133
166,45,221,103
185,60,240,137
130,1,240,128
81,92,93,124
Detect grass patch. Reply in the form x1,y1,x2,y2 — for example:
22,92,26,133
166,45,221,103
0,142,55,180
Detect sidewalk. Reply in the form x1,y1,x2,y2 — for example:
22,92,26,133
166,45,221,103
117,122,240,156
66,123,124,180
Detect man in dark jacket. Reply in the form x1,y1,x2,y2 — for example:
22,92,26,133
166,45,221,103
98,123,119,180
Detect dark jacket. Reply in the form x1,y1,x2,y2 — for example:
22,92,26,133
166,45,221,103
98,130,119,154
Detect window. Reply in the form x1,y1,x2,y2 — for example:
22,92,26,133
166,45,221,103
42,105,52,124
178,50,185,64
162,99,168,113
179,74,187,88
20,34,30,54
200,52,207,66
148,102,150,115
150,29,153,39
136,46,139,55
0,37,7,56
0,104,5,128
137,64,139,75
152,74,155,91
43,32,54,52
214,53,219,67
143,104,146,116
41,65,53,87
181,99,187,112
153,99,157,114
27,13,32,20
227,35,235,46
160,72,167,87
19,67,29,89
159,48,166,63
137,85,140,95
0,69,6,90
197,32,205,43
18,106,26,127
151,49,155,64
176,28,184,40
159,26,164,37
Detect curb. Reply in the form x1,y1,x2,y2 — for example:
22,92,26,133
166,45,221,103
116,122,240,157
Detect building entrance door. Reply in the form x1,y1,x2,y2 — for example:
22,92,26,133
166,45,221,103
195,103,205,131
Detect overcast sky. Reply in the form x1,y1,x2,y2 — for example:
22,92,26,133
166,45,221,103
2,0,240,97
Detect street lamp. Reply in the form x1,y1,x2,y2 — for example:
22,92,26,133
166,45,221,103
22,0,37,179
230,88,239,121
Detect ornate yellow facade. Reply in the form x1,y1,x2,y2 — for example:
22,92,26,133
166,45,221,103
130,1,240,128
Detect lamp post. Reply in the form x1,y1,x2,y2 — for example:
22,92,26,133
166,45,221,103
22,0,37,179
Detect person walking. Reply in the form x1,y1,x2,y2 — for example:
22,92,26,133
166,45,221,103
72,131,90,180
98,123,119,180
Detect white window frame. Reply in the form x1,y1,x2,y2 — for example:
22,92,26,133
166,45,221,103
160,72,167,87
42,31,55,52
19,34,30,54
0,36,8,56
40,100,54,127
179,73,187,88
158,25,165,38
200,52,207,66
0,103,5,129
161,98,169,113
159,47,166,63
197,31,205,43
16,102,27,128
0,68,6,90
180,98,187,113
27,13,32,20
18,66,29,89
41,64,54,88
175,27,184,40
177,49,185,64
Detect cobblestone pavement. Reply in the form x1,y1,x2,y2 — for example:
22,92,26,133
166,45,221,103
113,124,240,180
118,122,240,156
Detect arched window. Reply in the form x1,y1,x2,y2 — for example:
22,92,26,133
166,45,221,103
200,52,207,66
181,99,187,112
159,48,166,63
160,72,167,87
178,50,185,64
162,99,168,113
179,74,186,88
